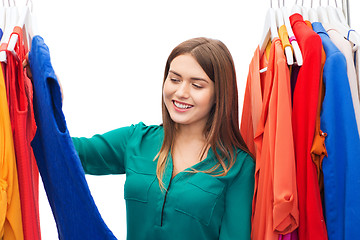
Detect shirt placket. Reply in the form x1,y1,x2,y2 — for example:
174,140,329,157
155,153,173,227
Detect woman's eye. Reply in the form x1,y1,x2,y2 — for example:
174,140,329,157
170,78,180,82
192,84,203,89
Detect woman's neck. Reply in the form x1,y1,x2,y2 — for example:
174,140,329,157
175,122,207,143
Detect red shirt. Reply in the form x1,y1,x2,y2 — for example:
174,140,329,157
3,26,41,240
290,14,328,240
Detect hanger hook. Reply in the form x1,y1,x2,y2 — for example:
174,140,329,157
28,0,33,12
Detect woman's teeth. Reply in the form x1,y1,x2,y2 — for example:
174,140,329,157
174,101,192,109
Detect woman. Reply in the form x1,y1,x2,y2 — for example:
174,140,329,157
71,37,255,239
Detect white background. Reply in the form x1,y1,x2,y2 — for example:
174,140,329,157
20,0,360,239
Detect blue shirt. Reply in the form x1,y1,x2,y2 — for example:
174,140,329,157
313,22,360,240
29,35,117,240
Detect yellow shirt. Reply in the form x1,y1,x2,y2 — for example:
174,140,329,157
0,64,24,240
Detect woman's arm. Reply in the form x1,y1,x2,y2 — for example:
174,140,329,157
72,125,135,175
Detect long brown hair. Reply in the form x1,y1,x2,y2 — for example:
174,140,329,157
155,37,251,190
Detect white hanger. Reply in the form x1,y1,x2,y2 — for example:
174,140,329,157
291,0,303,15
317,1,330,24
259,0,279,58
276,0,293,65
0,0,5,35
302,7,309,21
326,5,341,24
309,0,319,22
326,0,360,50
0,0,19,63
281,4,303,66
7,6,29,60
0,0,13,45
334,0,348,26
299,0,309,21
7,0,38,59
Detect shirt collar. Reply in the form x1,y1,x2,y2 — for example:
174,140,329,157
312,22,329,37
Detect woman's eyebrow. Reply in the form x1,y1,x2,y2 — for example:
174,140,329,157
169,70,181,77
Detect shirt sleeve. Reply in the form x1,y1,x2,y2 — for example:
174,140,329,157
71,125,136,175
219,155,255,239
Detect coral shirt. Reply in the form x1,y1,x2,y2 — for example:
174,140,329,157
290,14,328,240
240,46,264,157
241,38,298,240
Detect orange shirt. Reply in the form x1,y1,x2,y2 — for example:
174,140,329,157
241,38,299,240
0,63,24,239
305,20,313,29
241,46,265,157
310,45,327,196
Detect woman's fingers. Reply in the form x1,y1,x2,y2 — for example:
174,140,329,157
23,53,32,78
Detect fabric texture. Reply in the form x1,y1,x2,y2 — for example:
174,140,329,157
310,44,327,197
290,14,328,240
324,24,360,137
29,35,117,240
0,56,24,239
4,26,41,240
72,122,255,240
241,38,298,240
313,21,360,240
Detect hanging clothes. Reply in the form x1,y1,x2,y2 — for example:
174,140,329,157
240,46,264,157
0,61,24,239
29,35,117,240
323,24,360,137
290,13,328,240
312,22,360,240
278,25,293,53
241,38,298,240
3,26,41,240
310,45,327,197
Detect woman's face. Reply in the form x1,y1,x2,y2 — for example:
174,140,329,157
163,54,215,129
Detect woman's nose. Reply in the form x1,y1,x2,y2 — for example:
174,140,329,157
175,82,190,99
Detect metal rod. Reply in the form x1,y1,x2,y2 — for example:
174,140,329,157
342,0,351,26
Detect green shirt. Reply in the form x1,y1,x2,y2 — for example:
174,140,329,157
72,122,255,240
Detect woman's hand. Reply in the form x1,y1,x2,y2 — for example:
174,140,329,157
23,53,64,101
23,53,32,79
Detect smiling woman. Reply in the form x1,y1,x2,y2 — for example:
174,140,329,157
31,0,360,239
70,37,255,240
163,55,215,127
